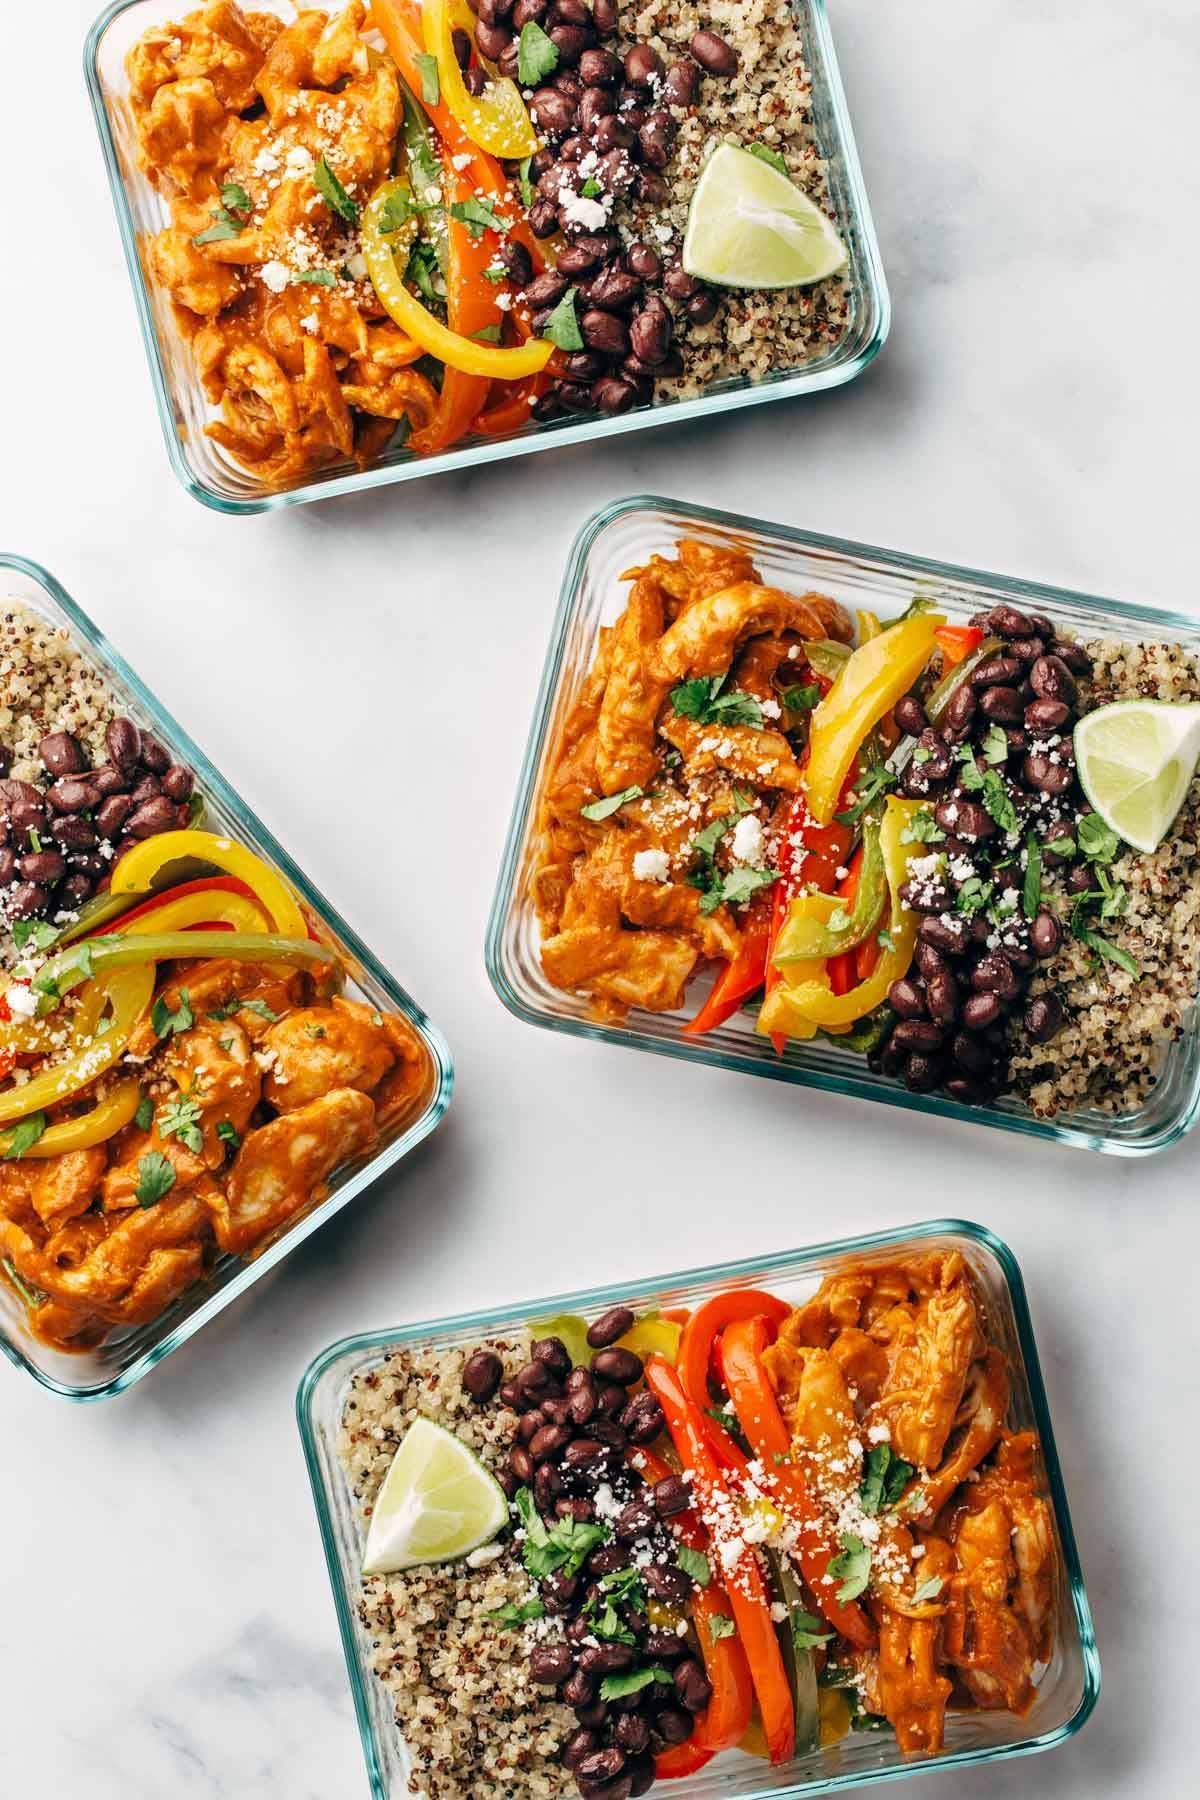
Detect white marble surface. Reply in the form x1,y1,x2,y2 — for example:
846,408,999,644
0,1,1198,1794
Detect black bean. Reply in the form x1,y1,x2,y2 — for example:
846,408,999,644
90,763,129,797
962,991,1003,1031
475,17,512,58
19,849,66,884
530,1422,572,1462
952,1030,991,1074
662,261,699,302
529,1643,573,1685
1029,655,1077,705
620,1391,665,1444
643,1561,692,1603
1022,753,1074,796
673,1658,712,1713
564,1728,601,1772
94,793,133,840
614,1497,657,1542
986,604,1035,638
579,1641,635,1676
529,198,559,237
894,694,927,736
614,1712,651,1756
629,300,672,365
532,1335,573,1376
919,915,969,957
971,952,1020,1000
578,1748,628,1788
580,46,621,85
978,684,1025,723
595,1381,627,1417
591,1346,642,1385
584,1417,628,1450
9,798,46,836
971,656,1022,687
1052,639,1092,675
557,1496,595,1523
652,1474,691,1517
584,268,642,311
891,1019,945,1054
550,23,592,65
555,0,592,23
463,64,488,94
935,798,994,842
683,288,718,323
106,717,141,770
593,112,634,151
7,881,48,918
563,1437,611,1471
1031,910,1061,958
499,1379,519,1409
638,113,674,169
943,682,977,737
1025,697,1071,733
530,86,576,134
904,1052,944,1092
689,29,738,74
627,1754,655,1798
662,58,701,107
926,970,959,1024
462,1349,503,1402
509,1443,535,1483
623,241,660,281
46,776,99,815
944,1076,986,1105
1010,636,1045,664
575,1699,608,1731
587,1543,632,1578
541,1567,579,1612
496,239,533,288
623,43,662,85
1024,993,1064,1043
38,731,86,778
888,977,926,1020
563,1668,598,1709
592,0,618,32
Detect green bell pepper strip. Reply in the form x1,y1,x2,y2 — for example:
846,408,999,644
925,635,1001,726
822,1003,897,1053
31,931,335,1009
801,639,852,682
773,812,888,962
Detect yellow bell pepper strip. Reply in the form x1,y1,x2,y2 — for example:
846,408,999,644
119,890,270,938
29,931,334,1012
804,616,944,825
0,966,154,1125
617,1311,682,1363
363,180,555,380
110,832,307,940
424,0,537,158
0,1079,142,1160
925,634,1001,726
756,895,842,1042
855,608,882,643
773,814,887,962
759,798,925,1035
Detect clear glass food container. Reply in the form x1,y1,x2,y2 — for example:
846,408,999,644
0,553,453,1401
297,1218,1099,1799
486,495,1200,1157
84,0,889,514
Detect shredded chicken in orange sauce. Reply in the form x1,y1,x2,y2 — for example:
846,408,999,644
765,1251,1056,1753
533,538,853,1016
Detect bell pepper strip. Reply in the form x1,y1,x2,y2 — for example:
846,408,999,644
29,931,334,1016
399,84,449,274
617,1312,683,1362
759,797,925,1035
633,1444,755,1758
118,890,270,938
804,613,944,825
424,0,537,157
82,875,257,938
679,1289,790,1420
0,966,154,1125
855,609,882,643
932,622,984,668
409,140,502,452
110,832,307,940
773,816,887,963
363,182,553,383
925,634,1001,726
720,1317,876,1651
683,893,773,1036
655,1741,716,1779
800,639,851,683
644,1356,796,1766
471,372,548,437
0,1079,142,1160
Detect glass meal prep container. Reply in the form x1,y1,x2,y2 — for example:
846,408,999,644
297,1217,1099,1800
0,552,453,1401
84,0,888,515
486,495,1200,1157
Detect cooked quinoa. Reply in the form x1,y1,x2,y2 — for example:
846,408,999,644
0,603,115,786
338,1339,574,1800
1009,638,1200,1118
631,0,852,395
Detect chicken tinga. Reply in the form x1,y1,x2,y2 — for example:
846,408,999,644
531,538,1200,1117
340,1252,1057,1798
0,826,429,1351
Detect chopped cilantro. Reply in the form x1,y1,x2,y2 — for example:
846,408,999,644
900,807,945,845
581,785,644,822
676,1546,711,1587
912,1576,945,1605
3,1113,47,1160
780,683,820,713
1022,834,1042,921
708,1613,736,1641
216,1120,241,1153
518,156,535,209
134,1096,154,1133
517,20,559,85
152,989,194,1040
981,723,1010,765
956,876,994,918
313,155,359,226
514,1488,608,1580
12,919,59,952
292,269,337,286
414,51,441,107
406,241,442,303
379,185,419,235
835,763,896,827
1078,812,1121,863
192,208,244,246
698,866,776,916
472,323,503,343
791,1609,833,1651
599,1665,674,1702
158,1096,204,1155
220,181,252,217
489,1599,545,1629
828,1531,871,1604
670,673,763,730
450,196,507,241
877,927,897,952
1072,923,1139,975
911,746,932,765
859,1443,914,1516
749,142,788,175
135,1152,176,1208
541,286,584,351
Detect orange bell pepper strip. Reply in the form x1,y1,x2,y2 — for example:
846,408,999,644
683,892,774,1036
679,1289,791,1420
471,372,546,437
644,1356,796,1767
655,1740,716,1779
933,623,984,668
720,1317,877,1652
633,1445,755,1761
407,147,500,453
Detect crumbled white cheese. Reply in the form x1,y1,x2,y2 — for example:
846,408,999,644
5,984,37,1019
730,814,765,867
259,260,291,293
559,191,609,231
633,849,670,883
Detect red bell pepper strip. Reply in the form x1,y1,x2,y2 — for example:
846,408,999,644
933,623,984,668
471,374,546,437
683,892,774,1037
633,1445,755,1759
720,1317,876,1652
655,1739,716,1779
825,847,880,989
408,145,494,454
764,776,857,1051
82,875,257,937
678,1289,791,1420
644,1356,796,1766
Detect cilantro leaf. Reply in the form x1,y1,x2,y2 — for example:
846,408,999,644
580,178,601,198
670,674,764,730
599,1665,674,1702
1073,924,1139,975
159,1096,204,1156
581,785,644,821
698,866,776,916
835,764,896,827
216,1120,241,1153
1078,813,1121,863
517,20,559,85
414,52,440,107
152,988,194,1040
292,269,337,287
859,1444,915,1517
406,241,443,302
956,876,993,918
450,196,507,241
241,998,279,1022
780,683,820,713
489,1599,545,1629
709,1613,736,1641
313,155,359,226
3,1113,47,1160
791,1609,833,1651
192,211,243,246
472,323,503,343
220,181,252,217
1022,833,1042,921
12,919,60,952
912,1576,945,1605
134,1096,154,1133
676,1546,711,1587
379,185,419,235
518,156,535,209
135,1152,176,1208
691,813,735,860
541,286,584,351
900,806,945,845
828,1532,871,1604
982,723,1010,766
514,1489,609,1580
749,142,788,175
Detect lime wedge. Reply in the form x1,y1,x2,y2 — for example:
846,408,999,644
1074,699,1200,853
362,1416,508,1576
682,143,847,290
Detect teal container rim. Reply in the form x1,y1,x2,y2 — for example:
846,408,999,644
0,551,454,1401
83,0,890,515
484,493,1200,1157
296,1216,1100,1800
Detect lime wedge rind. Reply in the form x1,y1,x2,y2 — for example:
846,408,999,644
682,143,848,291
362,1416,508,1576
1075,699,1200,854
